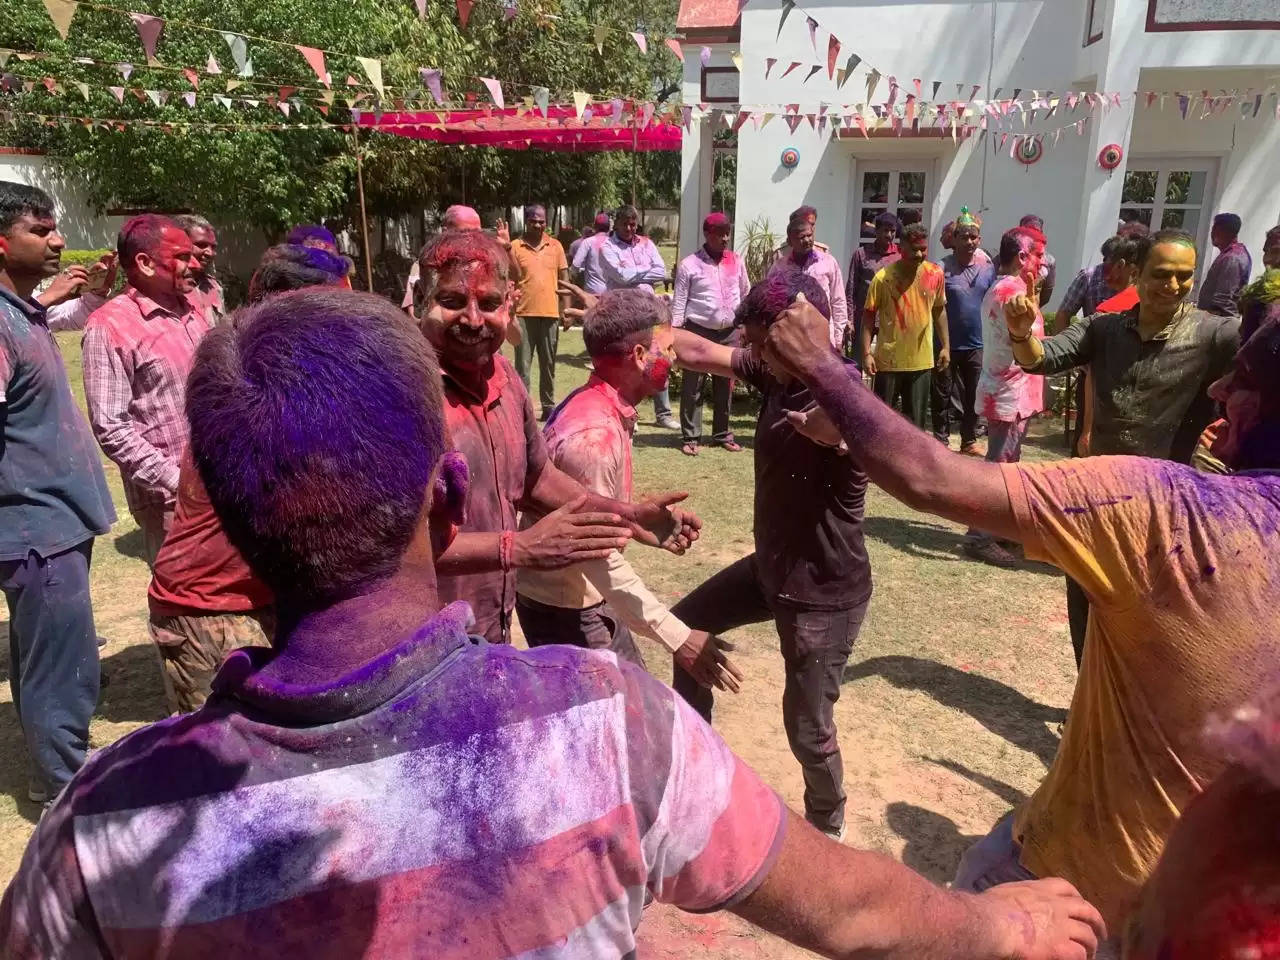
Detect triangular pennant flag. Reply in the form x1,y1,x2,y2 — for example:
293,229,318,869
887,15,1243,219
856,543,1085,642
144,88,162,107
806,17,818,52
781,61,801,79
664,38,684,61
183,91,196,107
818,115,827,133
826,34,840,80
109,85,125,102
277,100,290,117
243,98,259,109
785,114,803,133
480,77,504,109
534,86,550,116
205,51,221,74
221,32,248,71
226,78,243,92
912,78,921,98
42,0,79,40
761,111,774,127
296,46,329,87
1177,94,1189,119
765,57,777,78
733,109,750,132
1011,87,1021,100
415,0,427,15
905,94,916,124
594,24,606,54
681,105,692,130
700,46,711,67
215,94,232,108
182,67,200,89
932,81,941,99
117,61,133,80
777,0,795,38
130,13,164,63
420,68,443,103
855,113,869,137
456,0,474,27
573,91,589,118
836,69,847,88
41,76,58,93
74,80,89,100
630,32,647,54
1254,93,1264,118
731,51,743,72
357,57,384,99
503,0,517,19
803,64,822,84
865,68,880,103
639,101,655,128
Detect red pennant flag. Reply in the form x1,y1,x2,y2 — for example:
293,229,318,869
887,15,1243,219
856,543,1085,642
913,77,922,99
456,0,473,27
805,16,818,53
733,110,750,131
826,35,840,80
129,13,164,63
785,114,803,133
296,45,329,87
182,67,199,89
765,57,777,78
780,61,801,79
665,38,684,61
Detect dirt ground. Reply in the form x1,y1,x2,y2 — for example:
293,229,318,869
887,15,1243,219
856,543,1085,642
1,332,1078,957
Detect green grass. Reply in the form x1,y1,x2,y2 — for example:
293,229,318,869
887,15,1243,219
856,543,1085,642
4,329,1082,949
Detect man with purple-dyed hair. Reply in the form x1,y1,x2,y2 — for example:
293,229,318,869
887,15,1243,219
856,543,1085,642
2,285,1106,960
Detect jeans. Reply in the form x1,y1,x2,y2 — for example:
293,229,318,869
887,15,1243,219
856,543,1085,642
931,348,983,446
1066,576,1090,669
679,323,737,444
872,369,931,430
965,417,1029,543
653,388,672,421
514,315,560,414
515,595,647,670
670,554,868,834
2,540,99,796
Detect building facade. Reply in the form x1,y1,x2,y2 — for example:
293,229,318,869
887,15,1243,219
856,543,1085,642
677,0,1280,303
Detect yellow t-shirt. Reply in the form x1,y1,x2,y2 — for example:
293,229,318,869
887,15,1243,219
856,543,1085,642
511,236,568,318
864,261,944,372
1003,457,1280,933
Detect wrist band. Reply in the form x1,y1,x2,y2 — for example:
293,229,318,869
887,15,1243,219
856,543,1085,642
1009,331,1032,343
499,530,515,571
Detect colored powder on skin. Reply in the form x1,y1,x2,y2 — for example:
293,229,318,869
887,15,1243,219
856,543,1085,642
643,353,672,391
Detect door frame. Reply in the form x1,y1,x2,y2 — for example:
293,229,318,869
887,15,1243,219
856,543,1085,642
1122,154,1221,282
847,158,940,259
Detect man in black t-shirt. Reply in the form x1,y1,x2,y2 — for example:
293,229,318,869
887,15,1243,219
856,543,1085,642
672,272,872,840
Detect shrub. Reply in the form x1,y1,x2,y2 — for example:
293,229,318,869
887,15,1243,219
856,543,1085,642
647,225,669,245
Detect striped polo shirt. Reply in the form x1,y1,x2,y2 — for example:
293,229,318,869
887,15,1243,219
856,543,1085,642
0,601,786,958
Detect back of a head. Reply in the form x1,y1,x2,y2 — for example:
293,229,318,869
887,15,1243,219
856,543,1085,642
118,213,178,271
1102,232,1144,266
1213,212,1242,239
582,289,669,358
593,212,611,232
0,181,54,235
737,272,830,328
285,224,338,250
441,205,482,231
898,208,923,226
186,289,446,609
248,244,349,302
1019,214,1045,232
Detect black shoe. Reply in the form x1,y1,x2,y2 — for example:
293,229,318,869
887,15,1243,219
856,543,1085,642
962,538,1018,568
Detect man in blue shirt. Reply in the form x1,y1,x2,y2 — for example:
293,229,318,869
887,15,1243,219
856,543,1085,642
0,182,115,806
934,208,996,453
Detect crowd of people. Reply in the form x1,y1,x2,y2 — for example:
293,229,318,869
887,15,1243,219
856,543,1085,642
1,174,1279,958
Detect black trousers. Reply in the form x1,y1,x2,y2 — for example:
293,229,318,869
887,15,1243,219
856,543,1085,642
679,322,737,444
1066,576,1089,669
515,594,647,670
932,348,983,445
873,369,931,431
671,554,868,834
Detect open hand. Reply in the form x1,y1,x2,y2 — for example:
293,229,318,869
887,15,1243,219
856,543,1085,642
494,218,511,247
674,631,743,692
862,352,878,377
764,293,836,382
973,878,1106,960
558,279,597,323
785,404,846,452
629,492,701,554
514,496,632,569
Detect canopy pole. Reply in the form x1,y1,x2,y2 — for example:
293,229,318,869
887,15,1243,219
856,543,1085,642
351,124,375,292
631,124,638,205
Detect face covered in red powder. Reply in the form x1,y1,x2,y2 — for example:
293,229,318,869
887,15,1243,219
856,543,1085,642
636,323,675,395
422,260,511,373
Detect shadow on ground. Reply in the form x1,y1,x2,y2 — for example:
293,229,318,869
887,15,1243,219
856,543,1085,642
845,655,1067,767
97,641,170,725
860,515,1059,575
886,801,984,885
113,527,147,562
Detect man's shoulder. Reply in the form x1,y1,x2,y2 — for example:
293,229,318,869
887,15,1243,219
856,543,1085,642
84,291,136,331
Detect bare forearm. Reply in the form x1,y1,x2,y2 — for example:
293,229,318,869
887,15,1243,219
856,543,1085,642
673,328,735,378
1010,333,1044,369
435,532,502,574
860,324,873,361
527,462,632,520
933,309,949,352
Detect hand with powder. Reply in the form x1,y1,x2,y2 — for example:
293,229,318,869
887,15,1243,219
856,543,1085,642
627,492,702,555
558,278,597,323
515,497,633,570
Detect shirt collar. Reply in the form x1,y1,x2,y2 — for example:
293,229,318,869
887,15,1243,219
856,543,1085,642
443,354,510,408
516,235,551,252
0,284,47,323
127,285,198,320
211,601,476,724
585,373,637,422
1121,303,1191,341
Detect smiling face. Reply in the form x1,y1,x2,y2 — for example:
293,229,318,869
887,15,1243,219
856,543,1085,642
0,212,64,282
423,261,510,373
1137,241,1197,319
186,225,218,277
133,225,198,298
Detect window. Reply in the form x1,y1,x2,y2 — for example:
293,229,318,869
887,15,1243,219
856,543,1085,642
1084,0,1104,45
1118,159,1218,274
854,166,930,247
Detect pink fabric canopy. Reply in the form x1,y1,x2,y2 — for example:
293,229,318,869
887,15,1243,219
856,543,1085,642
353,105,681,152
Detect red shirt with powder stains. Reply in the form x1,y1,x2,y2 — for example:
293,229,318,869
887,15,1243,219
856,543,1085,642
437,354,549,645
976,274,1044,422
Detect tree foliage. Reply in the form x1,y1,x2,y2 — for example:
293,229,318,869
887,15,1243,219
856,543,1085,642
4,0,680,235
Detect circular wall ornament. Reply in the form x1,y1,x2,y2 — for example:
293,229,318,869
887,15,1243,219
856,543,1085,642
1016,137,1043,165
780,146,800,168
1098,143,1124,170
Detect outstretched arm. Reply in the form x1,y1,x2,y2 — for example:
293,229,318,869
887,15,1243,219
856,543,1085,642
763,298,1019,542
673,327,736,379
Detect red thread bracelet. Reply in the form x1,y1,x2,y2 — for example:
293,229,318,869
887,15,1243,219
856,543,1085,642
500,530,515,571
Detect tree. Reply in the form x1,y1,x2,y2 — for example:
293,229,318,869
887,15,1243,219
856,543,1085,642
4,0,681,235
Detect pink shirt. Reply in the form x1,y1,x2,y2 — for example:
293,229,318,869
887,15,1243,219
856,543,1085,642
976,275,1044,422
82,288,211,513
671,248,750,332
766,249,849,348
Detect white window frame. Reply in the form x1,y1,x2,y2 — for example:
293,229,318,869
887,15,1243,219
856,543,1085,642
1119,156,1220,280
849,161,937,252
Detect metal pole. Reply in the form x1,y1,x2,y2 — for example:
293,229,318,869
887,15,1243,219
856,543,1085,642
631,124,638,206
351,123,375,292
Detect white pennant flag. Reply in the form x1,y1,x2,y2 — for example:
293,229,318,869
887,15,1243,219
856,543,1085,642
356,57,384,99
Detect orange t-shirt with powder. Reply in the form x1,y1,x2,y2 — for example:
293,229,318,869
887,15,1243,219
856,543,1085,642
1001,456,1280,933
